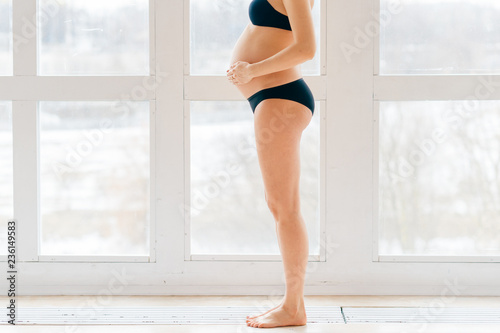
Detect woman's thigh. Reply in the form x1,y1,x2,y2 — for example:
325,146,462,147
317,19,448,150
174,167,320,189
253,99,312,208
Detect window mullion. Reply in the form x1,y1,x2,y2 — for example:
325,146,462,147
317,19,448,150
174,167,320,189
154,0,185,273
12,100,39,261
12,0,37,76
372,0,380,76
0,76,155,101
149,0,156,76
12,0,38,261
374,75,500,101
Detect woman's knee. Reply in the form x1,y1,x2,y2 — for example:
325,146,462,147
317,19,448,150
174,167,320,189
265,193,301,222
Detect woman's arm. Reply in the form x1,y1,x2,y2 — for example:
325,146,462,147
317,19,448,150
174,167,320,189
228,0,316,85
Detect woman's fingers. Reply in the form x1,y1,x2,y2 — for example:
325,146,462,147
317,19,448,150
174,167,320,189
228,61,242,72
226,68,239,85
227,62,248,85
226,74,239,85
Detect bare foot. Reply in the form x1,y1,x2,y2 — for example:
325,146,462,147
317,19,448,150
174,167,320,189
246,303,307,328
246,299,284,320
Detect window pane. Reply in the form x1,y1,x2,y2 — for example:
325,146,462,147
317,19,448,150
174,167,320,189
190,0,321,75
39,0,149,75
0,102,13,251
39,101,150,255
0,0,12,75
189,101,320,255
378,101,500,255
380,0,500,74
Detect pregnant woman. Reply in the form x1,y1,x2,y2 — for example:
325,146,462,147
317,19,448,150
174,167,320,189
226,0,316,329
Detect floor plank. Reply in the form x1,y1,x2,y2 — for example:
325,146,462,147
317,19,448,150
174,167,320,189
0,295,499,332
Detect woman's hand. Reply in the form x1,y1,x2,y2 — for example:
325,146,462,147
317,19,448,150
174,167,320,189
226,61,253,85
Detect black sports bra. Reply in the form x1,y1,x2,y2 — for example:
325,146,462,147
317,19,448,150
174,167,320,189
249,0,292,31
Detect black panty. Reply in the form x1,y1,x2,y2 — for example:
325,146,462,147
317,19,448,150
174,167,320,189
247,78,315,115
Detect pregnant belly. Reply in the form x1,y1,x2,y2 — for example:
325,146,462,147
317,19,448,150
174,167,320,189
229,25,302,99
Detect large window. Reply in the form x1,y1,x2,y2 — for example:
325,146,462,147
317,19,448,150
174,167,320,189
2,0,153,263
380,0,500,74
376,0,500,259
378,101,500,256
190,0,321,75
189,101,320,255
39,101,150,255
188,0,323,259
39,0,149,75
1,0,496,296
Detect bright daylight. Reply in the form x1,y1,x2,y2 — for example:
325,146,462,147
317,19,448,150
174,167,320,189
0,0,499,331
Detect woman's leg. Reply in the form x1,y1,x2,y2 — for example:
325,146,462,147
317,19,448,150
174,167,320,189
246,99,312,328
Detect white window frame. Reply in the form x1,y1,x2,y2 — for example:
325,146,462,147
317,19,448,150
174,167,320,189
182,0,328,262
0,0,498,296
372,0,500,263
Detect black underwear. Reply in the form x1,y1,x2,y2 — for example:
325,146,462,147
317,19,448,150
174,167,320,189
247,78,315,115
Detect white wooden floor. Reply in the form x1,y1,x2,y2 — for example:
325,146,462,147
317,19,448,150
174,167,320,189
1,295,499,332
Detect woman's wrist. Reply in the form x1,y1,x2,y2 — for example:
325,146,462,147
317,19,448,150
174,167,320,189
248,63,259,79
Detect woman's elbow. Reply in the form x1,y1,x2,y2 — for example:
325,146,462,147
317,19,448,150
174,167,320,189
305,45,316,60
297,42,316,60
